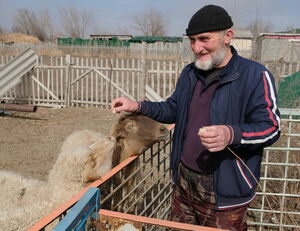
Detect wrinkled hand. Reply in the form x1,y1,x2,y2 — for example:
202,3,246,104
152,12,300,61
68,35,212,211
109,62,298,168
198,125,231,152
111,97,139,113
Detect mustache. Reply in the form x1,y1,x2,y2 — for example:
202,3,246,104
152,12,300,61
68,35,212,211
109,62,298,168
195,52,210,56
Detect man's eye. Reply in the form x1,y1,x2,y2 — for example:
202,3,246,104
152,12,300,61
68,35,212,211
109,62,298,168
199,37,209,42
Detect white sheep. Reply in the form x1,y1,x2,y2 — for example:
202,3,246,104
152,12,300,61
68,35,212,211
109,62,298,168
0,200,54,231
0,170,48,211
0,136,116,231
60,129,105,153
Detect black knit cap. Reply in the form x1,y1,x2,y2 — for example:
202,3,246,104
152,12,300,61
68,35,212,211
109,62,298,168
186,5,233,36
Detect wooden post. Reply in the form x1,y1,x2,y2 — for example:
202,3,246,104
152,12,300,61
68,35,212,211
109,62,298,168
288,41,293,63
65,54,71,107
180,41,184,62
138,42,146,100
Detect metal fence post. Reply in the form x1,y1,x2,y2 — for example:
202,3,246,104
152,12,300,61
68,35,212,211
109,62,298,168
65,54,71,107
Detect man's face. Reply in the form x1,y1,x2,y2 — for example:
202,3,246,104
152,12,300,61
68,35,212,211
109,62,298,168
189,31,227,70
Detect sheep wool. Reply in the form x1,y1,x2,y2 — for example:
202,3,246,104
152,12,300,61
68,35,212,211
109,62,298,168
0,135,116,231
60,129,105,152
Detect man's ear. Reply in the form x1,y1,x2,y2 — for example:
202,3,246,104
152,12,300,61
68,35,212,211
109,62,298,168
225,29,233,45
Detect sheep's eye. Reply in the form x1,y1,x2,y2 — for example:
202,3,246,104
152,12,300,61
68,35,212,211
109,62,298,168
126,124,134,130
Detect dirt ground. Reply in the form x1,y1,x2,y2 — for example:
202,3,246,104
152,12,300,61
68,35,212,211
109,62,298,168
0,106,120,181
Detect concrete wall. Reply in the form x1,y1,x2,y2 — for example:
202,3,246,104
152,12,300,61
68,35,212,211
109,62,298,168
231,38,253,59
257,35,300,62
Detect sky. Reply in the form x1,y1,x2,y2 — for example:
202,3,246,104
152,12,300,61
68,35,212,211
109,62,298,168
0,0,300,37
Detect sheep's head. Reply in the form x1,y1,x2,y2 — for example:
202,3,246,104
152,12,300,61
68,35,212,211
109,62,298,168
81,136,116,183
110,114,169,160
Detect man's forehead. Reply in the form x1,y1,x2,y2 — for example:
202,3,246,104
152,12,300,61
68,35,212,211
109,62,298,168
188,31,218,39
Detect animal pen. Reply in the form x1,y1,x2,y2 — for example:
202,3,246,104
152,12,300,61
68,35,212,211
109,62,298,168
0,50,299,230
28,109,300,231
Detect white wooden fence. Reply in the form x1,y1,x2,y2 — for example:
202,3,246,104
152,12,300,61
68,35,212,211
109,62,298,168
0,54,187,107
0,54,299,108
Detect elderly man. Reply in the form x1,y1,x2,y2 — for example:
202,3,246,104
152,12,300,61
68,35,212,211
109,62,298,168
111,5,280,231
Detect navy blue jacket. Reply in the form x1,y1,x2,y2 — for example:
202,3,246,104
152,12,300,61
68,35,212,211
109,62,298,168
138,47,281,209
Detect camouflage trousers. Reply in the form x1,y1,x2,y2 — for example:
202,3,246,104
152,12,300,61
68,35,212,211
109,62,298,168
170,162,248,231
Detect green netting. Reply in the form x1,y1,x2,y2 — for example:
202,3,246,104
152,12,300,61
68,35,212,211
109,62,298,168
56,37,130,46
278,71,300,108
128,36,182,43
56,36,182,46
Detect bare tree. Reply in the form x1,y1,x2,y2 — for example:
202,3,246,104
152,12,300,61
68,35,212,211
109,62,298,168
246,18,273,38
228,0,249,30
242,0,273,38
241,18,273,61
284,25,296,33
132,8,167,36
0,25,3,33
12,9,32,35
118,27,130,35
12,9,54,41
59,6,93,38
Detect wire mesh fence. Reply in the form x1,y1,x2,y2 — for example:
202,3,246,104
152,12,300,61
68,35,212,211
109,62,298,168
248,108,300,231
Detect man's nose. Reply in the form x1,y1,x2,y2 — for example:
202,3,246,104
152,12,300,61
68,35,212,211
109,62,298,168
191,40,204,54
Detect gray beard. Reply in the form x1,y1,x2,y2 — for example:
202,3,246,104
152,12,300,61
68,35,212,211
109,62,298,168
194,45,226,71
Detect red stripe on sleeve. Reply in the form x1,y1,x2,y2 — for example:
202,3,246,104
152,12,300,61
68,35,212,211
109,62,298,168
242,73,278,138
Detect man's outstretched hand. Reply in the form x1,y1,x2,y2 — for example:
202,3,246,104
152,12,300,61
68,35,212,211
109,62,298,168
111,97,139,113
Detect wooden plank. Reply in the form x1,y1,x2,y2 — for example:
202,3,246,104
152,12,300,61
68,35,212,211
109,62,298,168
75,57,79,107
31,75,59,101
94,68,135,100
46,68,50,103
85,57,89,107
100,58,104,104
80,57,84,106
163,61,166,98
91,57,94,106
60,57,64,104
95,58,99,104
121,59,124,99
116,58,119,99
132,59,135,99
110,58,113,103
157,60,161,96
145,85,164,102
126,59,129,97
31,72,36,103
168,60,172,96
71,69,93,85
